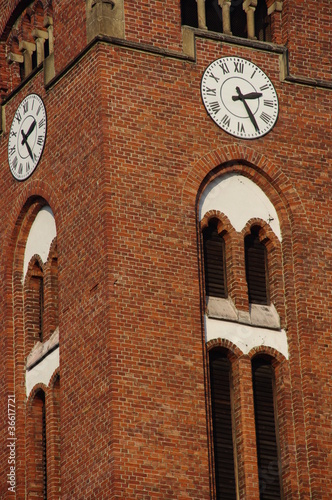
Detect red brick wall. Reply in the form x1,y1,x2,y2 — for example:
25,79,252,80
0,0,331,498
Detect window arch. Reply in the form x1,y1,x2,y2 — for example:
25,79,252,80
203,218,227,299
2,0,54,93
25,258,45,348
209,348,237,499
252,356,282,499
245,226,269,305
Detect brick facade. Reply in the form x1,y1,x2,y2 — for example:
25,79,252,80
0,0,331,498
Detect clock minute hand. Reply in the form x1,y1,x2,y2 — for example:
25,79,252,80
234,86,260,132
232,92,262,101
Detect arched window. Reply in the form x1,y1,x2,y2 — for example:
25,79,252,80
245,226,269,305
252,357,282,499
203,219,227,299
209,348,237,499
28,390,47,499
26,260,45,345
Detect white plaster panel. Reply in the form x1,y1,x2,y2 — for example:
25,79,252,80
23,206,56,279
199,173,281,240
205,316,288,359
26,347,59,397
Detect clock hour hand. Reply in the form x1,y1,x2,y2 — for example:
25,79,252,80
232,92,262,101
234,86,260,132
21,119,36,144
21,130,34,161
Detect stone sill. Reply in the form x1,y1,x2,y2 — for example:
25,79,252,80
206,296,280,330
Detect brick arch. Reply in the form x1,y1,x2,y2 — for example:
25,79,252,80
26,382,48,411
47,236,57,262
181,145,308,235
247,344,287,366
200,210,235,235
3,185,59,370
24,254,45,350
241,217,279,242
24,253,45,279
48,367,60,390
43,237,58,338
183,144,307,321
2,188,59,495
206,337,244,361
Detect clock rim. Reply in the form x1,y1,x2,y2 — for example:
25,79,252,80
201,56,279,140
8,93,47,181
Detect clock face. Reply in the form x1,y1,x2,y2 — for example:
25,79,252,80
201,57,279,139
8,94,47,181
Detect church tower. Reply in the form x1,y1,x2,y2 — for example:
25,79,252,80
0,0,331,498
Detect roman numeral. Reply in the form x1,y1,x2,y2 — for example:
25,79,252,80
37,105,41,116
15,112,22,123
9,146,16,156
260,84,269,91
18,163,23,175
221,114,231,127
219,62,230,75
209,101,221,114
33,153,38,163
260,112,271,124
251,69,257,79
237,122,245,133
10,130,17,138
205,87,217,97
263,100,274,107
23,101,29,114
209,72,219,83
37,136,44,146
39,118,45,129
26,162,31,173
12,157,18,170
234,61,244,73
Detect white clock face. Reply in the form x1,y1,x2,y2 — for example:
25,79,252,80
201,57,279,139
8,94,47,181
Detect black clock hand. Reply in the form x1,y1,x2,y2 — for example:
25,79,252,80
235,86,260,132
232,92,262,101
21,130,34,161
21,120,36,145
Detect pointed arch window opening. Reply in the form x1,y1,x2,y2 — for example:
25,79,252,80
252,357,282,499
203,219,228,300
209,349,237,500
245,226,270,305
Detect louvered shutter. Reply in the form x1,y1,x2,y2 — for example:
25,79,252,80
252,359,282,500
42,399,47,500
210,350,237,500
203,221,227,299
245,231,269,305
